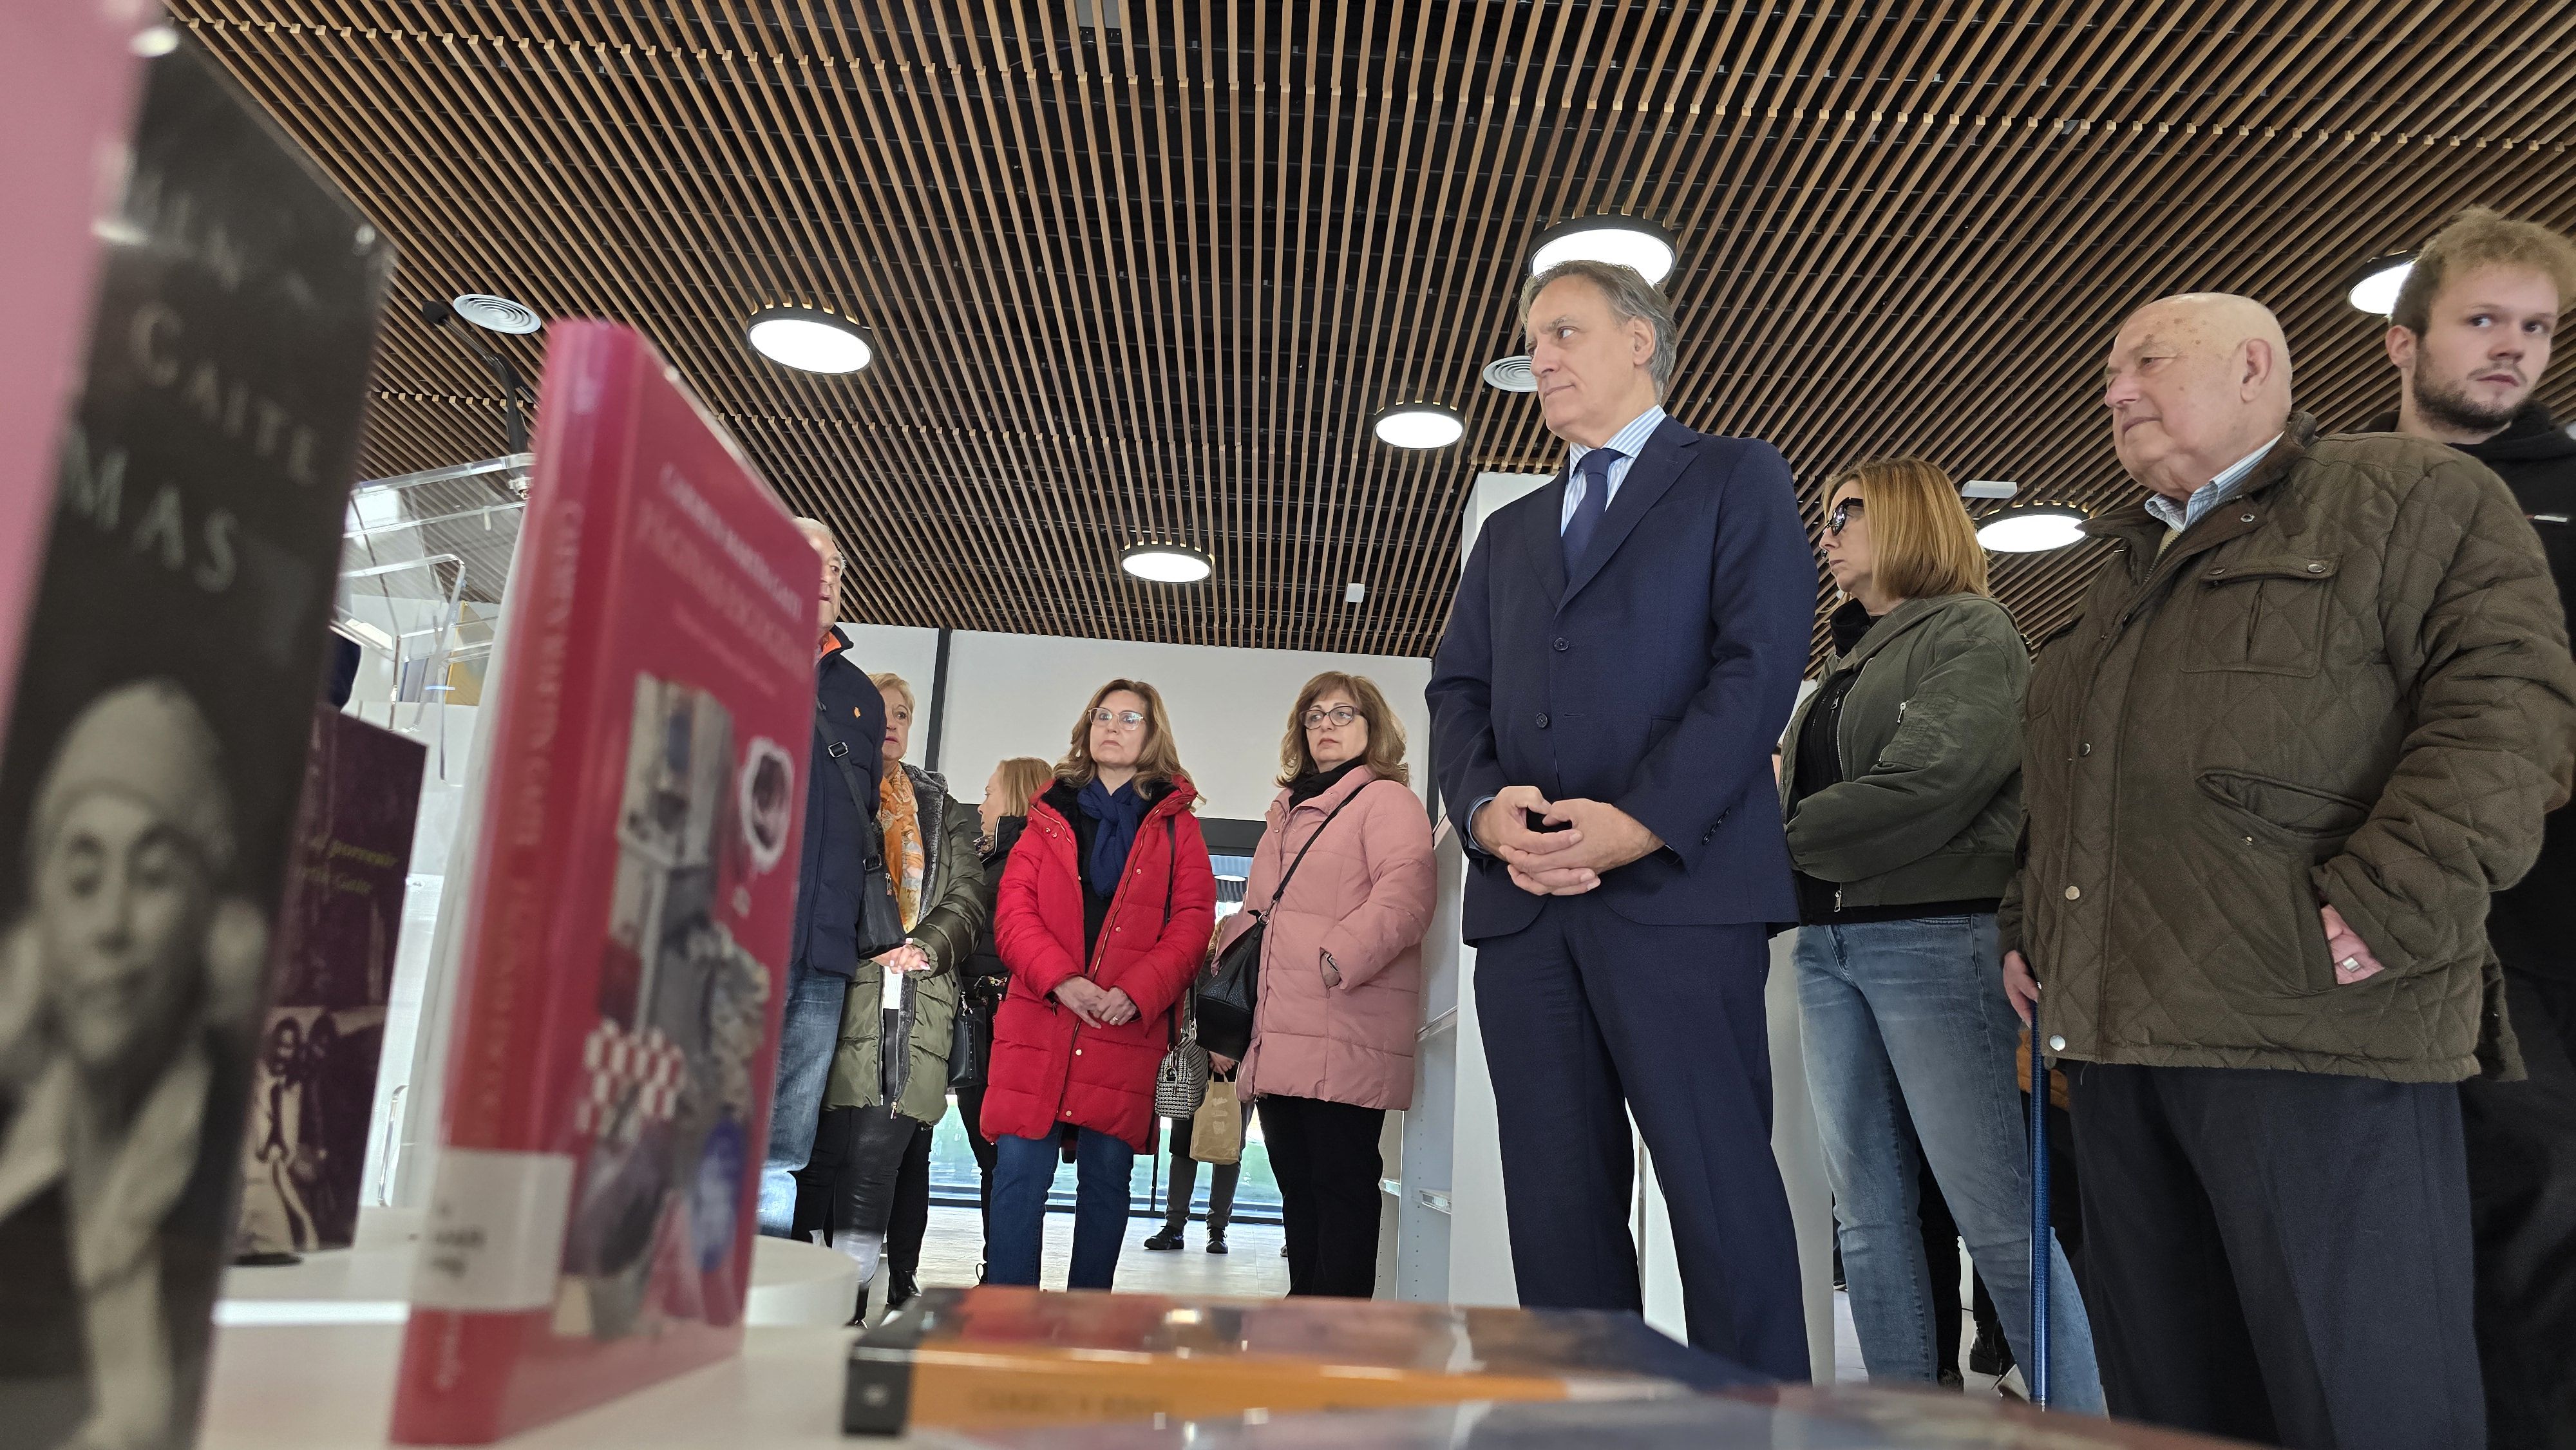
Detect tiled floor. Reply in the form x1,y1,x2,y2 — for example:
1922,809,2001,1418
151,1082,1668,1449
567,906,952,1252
868,1205,1289,1318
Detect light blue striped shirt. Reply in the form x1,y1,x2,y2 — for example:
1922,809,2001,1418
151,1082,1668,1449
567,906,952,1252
2143,434,2282,533
1559,406,1670,533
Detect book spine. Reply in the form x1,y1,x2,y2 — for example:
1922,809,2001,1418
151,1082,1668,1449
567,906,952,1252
391,325,633,1445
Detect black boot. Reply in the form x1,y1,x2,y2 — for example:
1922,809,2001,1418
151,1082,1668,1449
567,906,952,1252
1144,1224,1186,1251
886,1267,920,1314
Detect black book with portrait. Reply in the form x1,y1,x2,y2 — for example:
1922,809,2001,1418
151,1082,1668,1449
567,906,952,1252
0,37,393,1450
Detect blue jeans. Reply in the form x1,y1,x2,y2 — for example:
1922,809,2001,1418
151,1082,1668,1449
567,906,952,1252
988,1129,1135,1290
1797,914,2105,1411
758,957,849,1236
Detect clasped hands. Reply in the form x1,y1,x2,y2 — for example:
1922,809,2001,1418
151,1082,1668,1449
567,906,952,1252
1472,785,1664,897
1052,975,1140,1028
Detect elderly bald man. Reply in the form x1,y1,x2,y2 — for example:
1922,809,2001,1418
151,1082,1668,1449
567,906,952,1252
1998,294,2576,1449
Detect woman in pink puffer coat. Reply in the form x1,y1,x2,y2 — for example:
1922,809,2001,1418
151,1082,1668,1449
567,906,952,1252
1217,672,1434,1297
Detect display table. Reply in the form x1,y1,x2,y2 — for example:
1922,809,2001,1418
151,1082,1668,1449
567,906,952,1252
218,1208,862,1330
199,1322,957,1448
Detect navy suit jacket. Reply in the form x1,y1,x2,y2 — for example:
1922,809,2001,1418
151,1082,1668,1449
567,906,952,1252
1427,415,1813,941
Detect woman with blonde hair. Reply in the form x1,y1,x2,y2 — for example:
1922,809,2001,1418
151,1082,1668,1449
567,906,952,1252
1778,458,2101,1404
984,681,1215,1290
1217,672,1434,1296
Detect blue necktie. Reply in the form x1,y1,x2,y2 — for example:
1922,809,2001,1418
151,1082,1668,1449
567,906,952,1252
1561,447,1623,571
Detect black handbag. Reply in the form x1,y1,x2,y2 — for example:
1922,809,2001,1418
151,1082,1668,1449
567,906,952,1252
815,700,907,959
1195,783,1376,1060
947,999,990,1088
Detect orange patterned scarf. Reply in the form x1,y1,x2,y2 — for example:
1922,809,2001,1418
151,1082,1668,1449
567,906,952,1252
878,767,925,931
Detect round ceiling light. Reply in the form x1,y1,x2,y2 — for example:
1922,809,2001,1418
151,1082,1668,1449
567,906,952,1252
1976,505,2090,553
745,306,875,373
1120,542,1212,583
1529,214,1678,287
2346,253,2415,315
1371,402,1465,449
451,293,543,335
1481,355,1537,393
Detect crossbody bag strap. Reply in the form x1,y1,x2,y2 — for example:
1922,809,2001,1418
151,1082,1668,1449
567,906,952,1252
814,699,884,861
1256,780,1377,922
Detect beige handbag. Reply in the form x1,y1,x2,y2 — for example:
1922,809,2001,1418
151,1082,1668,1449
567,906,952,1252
1191,1075,1243,1165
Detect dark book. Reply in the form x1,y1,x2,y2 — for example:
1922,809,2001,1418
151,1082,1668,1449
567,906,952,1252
0,36,393,1450
234,707,426,1256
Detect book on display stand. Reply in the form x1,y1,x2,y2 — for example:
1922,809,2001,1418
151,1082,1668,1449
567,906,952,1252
841,1287,1765,1437
387,320,819,1445
0,33,394,1450
963,1388,2250,1449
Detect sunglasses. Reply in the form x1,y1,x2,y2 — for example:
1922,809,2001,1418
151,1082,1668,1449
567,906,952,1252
1825,498,1867,536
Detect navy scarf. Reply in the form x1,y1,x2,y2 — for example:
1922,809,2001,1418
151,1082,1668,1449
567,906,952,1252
1075,778,1149,896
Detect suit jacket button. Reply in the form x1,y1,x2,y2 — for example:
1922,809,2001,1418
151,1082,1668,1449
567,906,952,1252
1535,713,1550,728
1553,637,1569,652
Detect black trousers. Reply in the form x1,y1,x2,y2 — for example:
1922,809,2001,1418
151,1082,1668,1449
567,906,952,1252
793,1101,917,1247
1259,1095,1385,1297
2068,1062,2483,1449
1472,901,1806,1378
886,1084,998,1279
2461,966,2576,1450
1158,1111,1240,1234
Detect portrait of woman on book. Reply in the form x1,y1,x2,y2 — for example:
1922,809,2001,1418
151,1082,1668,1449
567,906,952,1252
0,679,270,1450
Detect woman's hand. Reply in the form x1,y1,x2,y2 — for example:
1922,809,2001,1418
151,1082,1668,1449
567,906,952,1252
1320,952,1343,989
1209,1053,1237,1073
876,943,931,974
2003,950,2041,1024
1097,987,1139,1026
1052,977,1110,1026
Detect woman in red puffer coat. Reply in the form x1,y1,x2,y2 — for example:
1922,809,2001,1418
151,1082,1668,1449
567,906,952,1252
983,679,1215,1290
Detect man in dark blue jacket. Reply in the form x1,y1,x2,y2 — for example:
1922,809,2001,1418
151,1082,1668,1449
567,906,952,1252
758,516,887,1236
1428,259,1815,1377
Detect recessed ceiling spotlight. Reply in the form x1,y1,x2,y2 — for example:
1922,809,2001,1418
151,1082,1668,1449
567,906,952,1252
1976,505,2090,553
451,293,543,335
2347,253,2415,315
745,305,875,373
1481,355,1537,393
1529,214,1678,287
1120,541,1212,583
1371,402,1465,450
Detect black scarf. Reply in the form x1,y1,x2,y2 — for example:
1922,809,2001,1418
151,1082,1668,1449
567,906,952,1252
1288,757,1365,805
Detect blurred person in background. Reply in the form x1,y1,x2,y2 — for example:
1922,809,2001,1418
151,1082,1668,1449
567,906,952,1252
758,518,887,1238
2367,207,2576,1450
797,673,989,1320
882,754,1053,1290
1221,672,1434,1297
1779,458,2101,1408
983,682,1216,1290
1144,919,1243,1255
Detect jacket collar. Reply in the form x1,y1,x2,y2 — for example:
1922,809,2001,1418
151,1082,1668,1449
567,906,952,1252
1037,773,1195,828
1270,764,1379,824
1822,593,1986,675
2085,413,2318,558
1521,415,1700,611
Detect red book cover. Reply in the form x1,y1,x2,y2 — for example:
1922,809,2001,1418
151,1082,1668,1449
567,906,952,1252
388,321,817,1444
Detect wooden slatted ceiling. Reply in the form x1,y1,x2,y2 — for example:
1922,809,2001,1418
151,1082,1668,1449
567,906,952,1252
179,1,2576,664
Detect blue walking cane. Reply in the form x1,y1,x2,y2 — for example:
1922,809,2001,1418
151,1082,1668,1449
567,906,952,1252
2027,1006,2053,1409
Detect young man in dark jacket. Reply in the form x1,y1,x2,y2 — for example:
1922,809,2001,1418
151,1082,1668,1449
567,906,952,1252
2003,292,2576,1449
756,517,887,1236
2368,207,2576,1450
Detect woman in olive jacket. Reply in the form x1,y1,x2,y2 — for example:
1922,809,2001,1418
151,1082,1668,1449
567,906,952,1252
1778,458,2101,1407
797,674,992,1299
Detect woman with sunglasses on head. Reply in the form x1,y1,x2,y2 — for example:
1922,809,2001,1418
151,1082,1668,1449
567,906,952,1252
1219,673,1434,1297
1779,459,2102,1406
982,681,1216,1290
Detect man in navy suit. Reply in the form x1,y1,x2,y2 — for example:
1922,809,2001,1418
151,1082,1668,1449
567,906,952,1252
1428,259,1815,1377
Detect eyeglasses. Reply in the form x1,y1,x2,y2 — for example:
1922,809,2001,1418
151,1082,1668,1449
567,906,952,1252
1302,706,1363,729
1825,498,1867,536
1090,709,1148,728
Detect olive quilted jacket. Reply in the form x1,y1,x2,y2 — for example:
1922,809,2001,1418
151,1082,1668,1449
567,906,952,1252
2001,417,2576,1082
